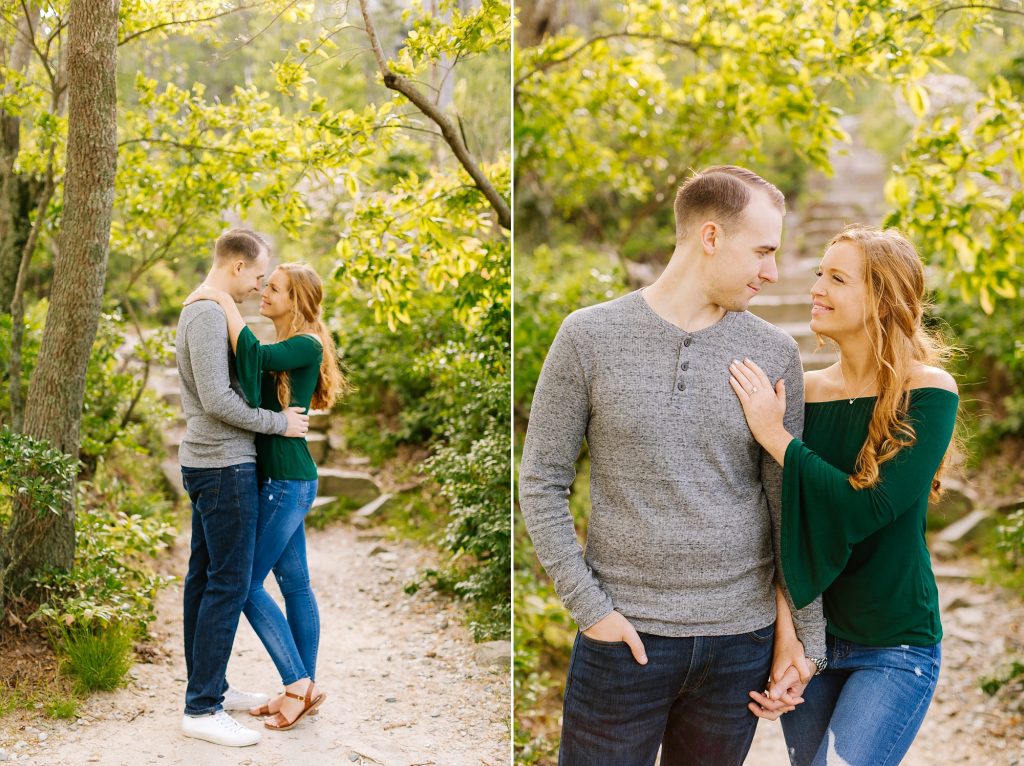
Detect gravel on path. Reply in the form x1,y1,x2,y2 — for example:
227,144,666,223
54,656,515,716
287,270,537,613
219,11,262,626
0,522,511,766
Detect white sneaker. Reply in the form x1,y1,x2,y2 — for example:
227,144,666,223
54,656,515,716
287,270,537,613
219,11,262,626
182,711,261,747
221,686,270,712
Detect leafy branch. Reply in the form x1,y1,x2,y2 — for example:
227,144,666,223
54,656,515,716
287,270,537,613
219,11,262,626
357,0,510,230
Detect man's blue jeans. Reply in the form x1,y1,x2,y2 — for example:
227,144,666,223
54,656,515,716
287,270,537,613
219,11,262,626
181,463,259,715
781,634,941,766
243,477,320,685
558,625,775,766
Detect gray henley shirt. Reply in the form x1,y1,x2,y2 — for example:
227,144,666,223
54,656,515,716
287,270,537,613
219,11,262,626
176,300,288,468
519,289,826,655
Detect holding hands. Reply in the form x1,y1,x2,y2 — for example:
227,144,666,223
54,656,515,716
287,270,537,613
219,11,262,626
748,642,815,721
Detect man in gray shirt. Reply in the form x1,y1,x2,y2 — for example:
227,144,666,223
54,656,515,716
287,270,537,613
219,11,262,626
176,229,309,747
519,166,826,765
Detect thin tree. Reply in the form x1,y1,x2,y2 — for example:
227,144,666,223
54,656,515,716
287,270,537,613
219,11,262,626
0,0,120,603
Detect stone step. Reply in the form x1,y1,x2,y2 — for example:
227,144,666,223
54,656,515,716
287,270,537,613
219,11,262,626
242,315,277,344
309,410,331,431
307,432,328,465
935,508,994,545
162,424,187,459
316,468,380,505
354,493,396,520
927,477,978,530
776,323,824,355
748,295,815,325
801,351,838,372
762,275,817,298
931,563,975,580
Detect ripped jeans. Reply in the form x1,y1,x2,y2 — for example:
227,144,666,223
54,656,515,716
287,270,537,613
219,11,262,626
242,477,320,686
781,634,941,766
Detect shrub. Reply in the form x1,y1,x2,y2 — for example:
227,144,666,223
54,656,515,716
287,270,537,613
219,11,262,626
514,242,627,416
32,465,177,634
325,268,511,640
0,426,79,524
54,620,136,694
931,293,1024,454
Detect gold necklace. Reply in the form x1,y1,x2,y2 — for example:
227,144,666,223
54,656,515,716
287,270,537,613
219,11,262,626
839,361,875,404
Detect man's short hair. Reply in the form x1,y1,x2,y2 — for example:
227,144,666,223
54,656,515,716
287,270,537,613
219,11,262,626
214,228,269,264
673,166,785,241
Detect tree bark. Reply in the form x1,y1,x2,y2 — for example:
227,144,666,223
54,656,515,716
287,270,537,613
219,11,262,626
1,0,119,597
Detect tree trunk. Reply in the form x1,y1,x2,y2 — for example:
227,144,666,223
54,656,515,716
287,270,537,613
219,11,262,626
0,6,42,311
1,0,119,598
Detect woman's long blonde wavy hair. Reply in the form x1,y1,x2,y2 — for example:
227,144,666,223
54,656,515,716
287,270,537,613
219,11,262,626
818,226,959,501
270,262,352,411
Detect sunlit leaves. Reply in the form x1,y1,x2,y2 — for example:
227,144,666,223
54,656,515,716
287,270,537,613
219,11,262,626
393,0,511,77
334,154,510,332
885,76,1024,313
514,0,978,242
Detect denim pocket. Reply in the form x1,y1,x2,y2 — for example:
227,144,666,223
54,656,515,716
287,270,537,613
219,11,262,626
182,469,222,516
746,624,776,643
579,631,628,648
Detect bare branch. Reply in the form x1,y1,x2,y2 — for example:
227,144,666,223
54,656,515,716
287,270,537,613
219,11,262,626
515,31,709,88
118,3,269,46
908,1,1024,21
218,0,301,57
357,0,509,230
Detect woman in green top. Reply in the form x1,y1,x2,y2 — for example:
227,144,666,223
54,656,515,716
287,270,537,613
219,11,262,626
727,226,959,766
186,262,348,732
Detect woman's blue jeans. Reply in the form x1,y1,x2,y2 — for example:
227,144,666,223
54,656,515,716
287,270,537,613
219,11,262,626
242,477,320,686
781,634,941,766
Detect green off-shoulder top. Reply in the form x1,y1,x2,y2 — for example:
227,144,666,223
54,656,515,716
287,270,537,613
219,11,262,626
235,325,322,481
781,387,959,646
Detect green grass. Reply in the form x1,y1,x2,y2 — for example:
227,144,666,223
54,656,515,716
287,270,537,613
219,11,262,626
305,495,364,530
55,621,135,694
377,490,445,545
980,660,1024,696
44,694,79,719
0,681,79,720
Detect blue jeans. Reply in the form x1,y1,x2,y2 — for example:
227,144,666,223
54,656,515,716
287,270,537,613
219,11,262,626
781,635,941,766
559,625,775,766
181,463,259,715
243,477,320,685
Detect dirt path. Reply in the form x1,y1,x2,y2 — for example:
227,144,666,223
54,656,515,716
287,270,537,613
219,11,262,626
744,568,1024,765
0,522,510,766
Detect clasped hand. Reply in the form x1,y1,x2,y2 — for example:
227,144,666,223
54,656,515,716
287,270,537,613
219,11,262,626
748,644,815,721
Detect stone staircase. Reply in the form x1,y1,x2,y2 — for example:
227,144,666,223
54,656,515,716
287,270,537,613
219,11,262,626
150,294,385,519
747,114,888,371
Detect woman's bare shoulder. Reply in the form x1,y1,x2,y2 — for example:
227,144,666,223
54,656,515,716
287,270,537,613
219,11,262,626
908,364,958,394
803,366,836,402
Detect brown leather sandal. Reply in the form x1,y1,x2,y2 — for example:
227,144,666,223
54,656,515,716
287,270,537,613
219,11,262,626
249,702,273,717
263,681,326,731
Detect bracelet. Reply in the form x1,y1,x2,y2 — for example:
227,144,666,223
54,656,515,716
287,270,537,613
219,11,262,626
806,655,828,675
